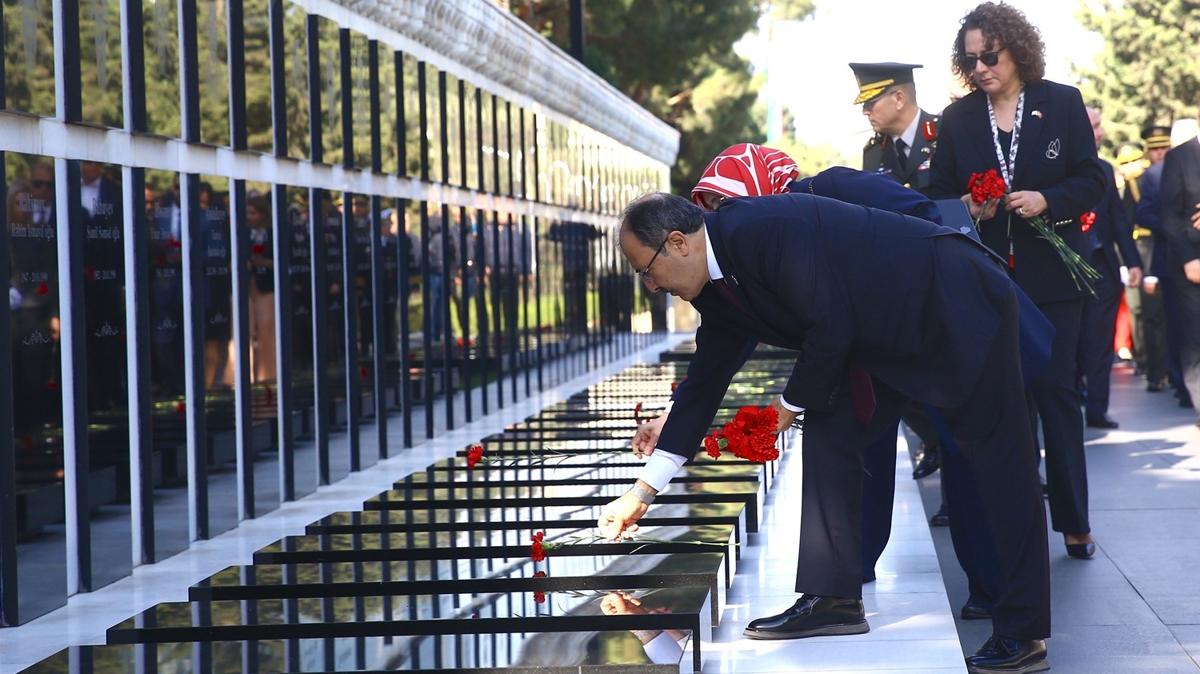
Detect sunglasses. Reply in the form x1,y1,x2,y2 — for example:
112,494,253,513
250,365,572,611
962,47,1005,70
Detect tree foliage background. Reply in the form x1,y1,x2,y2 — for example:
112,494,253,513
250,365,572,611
1076,0,1200,153
511,0,815,192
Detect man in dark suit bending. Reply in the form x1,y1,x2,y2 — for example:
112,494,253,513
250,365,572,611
599,192,1051,673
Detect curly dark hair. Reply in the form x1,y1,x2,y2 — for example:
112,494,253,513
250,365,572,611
952,2,1046,89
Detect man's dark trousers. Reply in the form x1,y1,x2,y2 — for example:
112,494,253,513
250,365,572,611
796,293,1050,640
1080,261,1125,420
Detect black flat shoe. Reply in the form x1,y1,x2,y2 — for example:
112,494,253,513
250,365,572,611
1147,380,1166,392
1086,414,1119,429
966,635,1049,674
912,444,941,479
929,502,949,527
960,598,993,620
1066,542,1095,559
743,595,869,640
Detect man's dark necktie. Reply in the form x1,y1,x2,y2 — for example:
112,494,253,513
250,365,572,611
712,278,746,312
895,139,908,170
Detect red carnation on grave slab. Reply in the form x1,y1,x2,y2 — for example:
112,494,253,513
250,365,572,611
252,243,266,255
175,401,186,416
531,531,547,562
466,443,484,469
36,282,49,296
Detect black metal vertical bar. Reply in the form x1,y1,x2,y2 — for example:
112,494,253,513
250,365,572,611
119,0,153,565
180,171,208,541
438,71,454,429
341,196,361,471
368,41,387,460
306,16,322,164
230,179,254,518
395,53,412,448
178,0,208,542
417,62,433,438
122,166,154,562
340,29,361,472
310,186,330,483
532,115,544,392
490,95,502,407
505,102,517,402
267,2,295,497
307,17,330,483
0,1,6,107
53,0,82,122
0,152,16,625
569,0,585,62
52,0,89,594
227,0,246,150
227,0,253,523
457,79,471,423
474,88,489,416
519,109,531,397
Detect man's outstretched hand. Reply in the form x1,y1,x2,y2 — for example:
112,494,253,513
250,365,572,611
770,397,799,433
598,486,653,540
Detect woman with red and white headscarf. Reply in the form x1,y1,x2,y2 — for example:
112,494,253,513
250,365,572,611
691,143,943,223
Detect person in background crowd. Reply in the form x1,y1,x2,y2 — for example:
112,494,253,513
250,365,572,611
850,61,950,526
1078,107,1143,429
929,3,1106,608
1159,105,1200,427
246,195,276,383
1135,125,1179,397
853,61,942,196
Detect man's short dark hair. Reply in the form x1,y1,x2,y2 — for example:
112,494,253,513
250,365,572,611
621,192,703,248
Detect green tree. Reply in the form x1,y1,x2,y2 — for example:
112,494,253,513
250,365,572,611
1076,0,1200,152
510,0,815,193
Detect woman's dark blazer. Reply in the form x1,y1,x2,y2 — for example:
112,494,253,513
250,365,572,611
929,79,1107,304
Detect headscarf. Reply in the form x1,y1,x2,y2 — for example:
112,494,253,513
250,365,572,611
691,144,799,207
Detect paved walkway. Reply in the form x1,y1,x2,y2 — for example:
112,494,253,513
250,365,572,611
918,361,1200,673
702,430,968,673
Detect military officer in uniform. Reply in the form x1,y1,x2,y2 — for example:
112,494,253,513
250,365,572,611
851,61,949,524
1134,125,1178,397
854,62,941,195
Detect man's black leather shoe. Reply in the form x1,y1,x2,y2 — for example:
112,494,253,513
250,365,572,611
1086,414,1119,429
966,635,1049,673
743,595,869,640
929,502,949,527
911,444,941,479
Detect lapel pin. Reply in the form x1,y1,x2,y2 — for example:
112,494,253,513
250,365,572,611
1031,110,1043,119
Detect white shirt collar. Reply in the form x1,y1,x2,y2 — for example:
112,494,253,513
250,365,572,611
704,223,723,282
892,112,921,150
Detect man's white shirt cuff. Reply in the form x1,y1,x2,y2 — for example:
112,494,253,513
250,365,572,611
641,630,685,663
638,451,687,492
778,396,803,413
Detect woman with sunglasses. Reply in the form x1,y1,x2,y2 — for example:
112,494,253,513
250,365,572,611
930,3,1105,670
